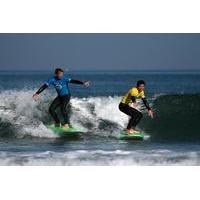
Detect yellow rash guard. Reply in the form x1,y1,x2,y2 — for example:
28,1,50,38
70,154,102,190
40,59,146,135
121,87,145,105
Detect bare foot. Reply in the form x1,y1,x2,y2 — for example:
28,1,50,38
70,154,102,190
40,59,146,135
125,129,139,134
63,124,70,129
125,129,134,134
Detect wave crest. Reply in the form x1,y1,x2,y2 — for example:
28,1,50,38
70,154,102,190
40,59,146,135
0,90,199,141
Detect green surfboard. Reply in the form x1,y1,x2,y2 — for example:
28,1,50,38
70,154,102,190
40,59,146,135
47,124,84,137
120,130,144,140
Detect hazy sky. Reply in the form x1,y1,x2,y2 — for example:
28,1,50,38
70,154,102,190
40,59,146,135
0,33,200,71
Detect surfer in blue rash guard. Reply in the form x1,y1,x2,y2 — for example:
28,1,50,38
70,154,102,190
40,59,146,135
33,68,90,129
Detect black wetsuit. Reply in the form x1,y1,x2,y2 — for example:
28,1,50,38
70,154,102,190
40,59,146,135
36,78,84,125
119,89,151,129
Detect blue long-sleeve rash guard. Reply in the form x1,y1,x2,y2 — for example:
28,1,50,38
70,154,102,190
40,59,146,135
45,75,71,96
36,75,84,96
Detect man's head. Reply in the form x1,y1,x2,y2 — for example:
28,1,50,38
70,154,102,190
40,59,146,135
136,80,145,92
55,68,64,79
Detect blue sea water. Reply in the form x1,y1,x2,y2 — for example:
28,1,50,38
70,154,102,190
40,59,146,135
0,70,200,165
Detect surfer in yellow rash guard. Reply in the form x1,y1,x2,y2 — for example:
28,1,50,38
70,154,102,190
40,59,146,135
119,80,154,134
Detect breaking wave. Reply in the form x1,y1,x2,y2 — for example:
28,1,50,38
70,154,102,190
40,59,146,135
0,90,199,141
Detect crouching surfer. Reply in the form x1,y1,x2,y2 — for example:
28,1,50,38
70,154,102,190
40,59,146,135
119,80,154,134
33,68,90,129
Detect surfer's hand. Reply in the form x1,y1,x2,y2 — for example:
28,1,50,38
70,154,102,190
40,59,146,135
84,81,90,87
148,110,154,119
33,93,39,101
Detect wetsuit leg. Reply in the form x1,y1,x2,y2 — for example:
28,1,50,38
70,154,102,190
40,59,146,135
60,95,71,125
49,96,61,124
119,103,143,129
132,111,143,128
126,108,142,129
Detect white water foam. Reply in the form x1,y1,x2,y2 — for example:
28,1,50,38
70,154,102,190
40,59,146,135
0,149,199,166
0,90,57,138
0,90,150,138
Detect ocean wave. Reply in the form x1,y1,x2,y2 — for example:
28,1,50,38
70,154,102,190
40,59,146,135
0,90,199,141
0,90,128,139
141,94,200,141
0,149,200,166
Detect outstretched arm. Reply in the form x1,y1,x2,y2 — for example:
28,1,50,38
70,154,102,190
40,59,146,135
36,84,48,94
33,84,48,101
69,79,90,87
70,79,84,84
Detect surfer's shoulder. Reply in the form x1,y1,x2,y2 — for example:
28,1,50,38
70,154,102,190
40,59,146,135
130,87,138,95
45,76,56,85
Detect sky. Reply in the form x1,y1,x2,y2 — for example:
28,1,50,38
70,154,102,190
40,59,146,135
0,33,200,71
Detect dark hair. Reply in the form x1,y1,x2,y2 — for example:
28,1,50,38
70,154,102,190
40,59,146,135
137,80,145,87
55,68,64,74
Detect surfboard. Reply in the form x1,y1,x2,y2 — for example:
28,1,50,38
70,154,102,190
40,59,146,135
120,130,144,140
47,124,84,137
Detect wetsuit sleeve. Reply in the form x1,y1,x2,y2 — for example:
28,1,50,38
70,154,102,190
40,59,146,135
36,84,48,94
131,96,136,102
36,76,54,94
69,79,84,84
142,98,151,110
